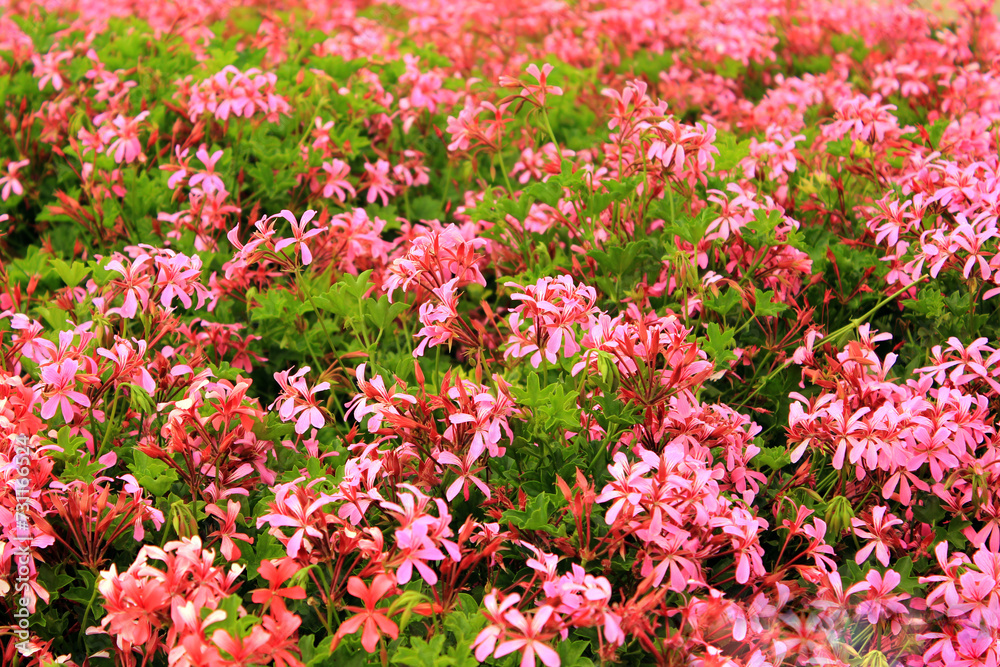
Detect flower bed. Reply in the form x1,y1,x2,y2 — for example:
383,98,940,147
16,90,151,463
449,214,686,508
2,1,1000,666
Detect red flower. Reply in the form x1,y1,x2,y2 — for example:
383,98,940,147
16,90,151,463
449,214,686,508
251,558,307,608
336,574,399,653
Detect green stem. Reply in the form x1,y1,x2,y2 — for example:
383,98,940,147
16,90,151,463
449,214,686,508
737,359,793,408
826,275,927,347
98,389,121,456
495,149,515,194
79,577,100,639
539,107,559,150
295,266,338,364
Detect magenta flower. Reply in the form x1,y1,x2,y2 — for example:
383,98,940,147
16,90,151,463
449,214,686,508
269,365,329,434
104,253,153,319
256,478,334,559
31,50,72,91
346,363,417,432
205,500,253,562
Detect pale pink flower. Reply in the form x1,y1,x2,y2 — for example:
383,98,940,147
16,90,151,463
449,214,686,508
39,359,91,422
0,159,28,200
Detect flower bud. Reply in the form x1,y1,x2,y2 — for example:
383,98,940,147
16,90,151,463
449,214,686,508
860,650,889,667
825,495,855,539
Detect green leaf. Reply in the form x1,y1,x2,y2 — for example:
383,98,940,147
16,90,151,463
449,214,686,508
926,117,950,149
442,608,486,667
299,635,335,667
61,569,98,605
129,384,156,414
587,240,651,277
826,137,854,158
51,426,87,462
902,286,945,320
365,295,408,331
912,496,946,524
702,323,736,369
660,203,711,245
60,452,108,483
6,246,49,285
713,132,752,172
753,446,791,472
830,32,871,62
392,635,452,667
892,556,921,594
49,257,91,287
524,180,563,207
742,209,783,249
704,287,741,317
253,411,296,442
501,492,565,535
340,270,374,300
556,638,595,667
753,289,788,318
129,450,179,496
513,373,580,432
249,288,294,322
410,195,444,220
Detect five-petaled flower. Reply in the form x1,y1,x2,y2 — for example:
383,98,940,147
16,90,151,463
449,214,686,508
336,574,399,653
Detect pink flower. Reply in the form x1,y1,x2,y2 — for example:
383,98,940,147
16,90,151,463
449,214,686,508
393,520,446,585
105,253,153,319
188,145,226,193
414,278,461,357
256,478,333,559
505,275,597,368
96,337,155,394
446,106,480,152
473,591,522,661
273,210,326,266
852,506,903,567
493,605,561,667
435,446,490,501
346,363,417,432
205,500,253,562
502,63,564,108
31,50,72,91
98,112,150,164
317,159,356,203
383,225,486,302
269,366,329,434
847,568,910,633
188,66,291,123
154,251,210,310
0,159,28,200
363,159,396,206
39,359,91,422
826,93,901,144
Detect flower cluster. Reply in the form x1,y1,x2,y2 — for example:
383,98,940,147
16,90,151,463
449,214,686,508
5,2,1000,667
